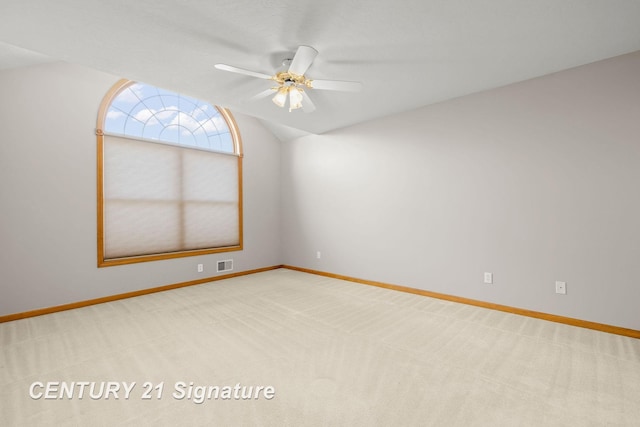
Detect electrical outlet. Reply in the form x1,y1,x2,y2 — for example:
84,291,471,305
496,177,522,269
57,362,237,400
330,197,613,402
197,264,204,273
484,272,493,284
316,251,321,259
555,281,566,295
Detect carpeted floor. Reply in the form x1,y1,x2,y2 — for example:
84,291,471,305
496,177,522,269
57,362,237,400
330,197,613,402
1,268,639,426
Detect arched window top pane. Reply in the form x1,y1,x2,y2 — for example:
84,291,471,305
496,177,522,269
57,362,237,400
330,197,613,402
103,81,236,154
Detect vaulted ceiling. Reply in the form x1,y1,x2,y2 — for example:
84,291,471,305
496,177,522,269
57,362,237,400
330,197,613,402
2,0,640,140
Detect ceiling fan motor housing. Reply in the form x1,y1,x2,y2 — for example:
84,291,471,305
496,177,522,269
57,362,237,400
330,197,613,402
273,71,308,88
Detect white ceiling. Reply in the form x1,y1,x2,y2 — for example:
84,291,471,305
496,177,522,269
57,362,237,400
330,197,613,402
2,0,640,138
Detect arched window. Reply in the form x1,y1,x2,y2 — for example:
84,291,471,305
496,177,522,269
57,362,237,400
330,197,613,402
96,79,243,267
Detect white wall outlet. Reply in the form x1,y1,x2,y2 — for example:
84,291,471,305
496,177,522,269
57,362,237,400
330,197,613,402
197,263,204,273
484,272,493,284
316,251,321,259
555,281,567,294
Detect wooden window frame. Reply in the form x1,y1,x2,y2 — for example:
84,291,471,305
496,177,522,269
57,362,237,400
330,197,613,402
96,79,243,267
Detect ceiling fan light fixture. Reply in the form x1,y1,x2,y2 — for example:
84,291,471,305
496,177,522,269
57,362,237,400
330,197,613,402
272,87,288,108
289,88,303,112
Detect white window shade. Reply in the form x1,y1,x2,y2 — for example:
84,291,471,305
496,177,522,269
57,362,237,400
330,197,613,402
102,135,240,260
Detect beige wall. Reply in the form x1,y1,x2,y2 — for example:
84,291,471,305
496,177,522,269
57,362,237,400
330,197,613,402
0,62,282,316
3,53,639,330
281,51,640,330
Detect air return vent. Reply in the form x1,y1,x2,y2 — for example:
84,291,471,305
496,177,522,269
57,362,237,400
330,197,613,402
217,259,233,273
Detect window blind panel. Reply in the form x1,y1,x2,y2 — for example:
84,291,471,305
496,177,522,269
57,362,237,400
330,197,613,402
182,149,238,201
102,134,240,260
104,201,182,258
104,135,181,200
183,202,239,249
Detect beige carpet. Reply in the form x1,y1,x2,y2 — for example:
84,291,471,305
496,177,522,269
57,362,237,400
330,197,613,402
1,268,639,426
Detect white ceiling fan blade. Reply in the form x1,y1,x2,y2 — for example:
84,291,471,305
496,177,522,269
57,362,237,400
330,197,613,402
250,88,277,101
309,79,363,92
214,64,272,80
301,91,316,113
288,45,318,76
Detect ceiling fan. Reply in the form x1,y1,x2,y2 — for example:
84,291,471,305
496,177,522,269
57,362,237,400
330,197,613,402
215,46,363,113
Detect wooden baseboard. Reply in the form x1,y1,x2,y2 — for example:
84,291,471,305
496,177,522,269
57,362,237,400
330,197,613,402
0,265,283,323
283,265,640,339
4,264,638,339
